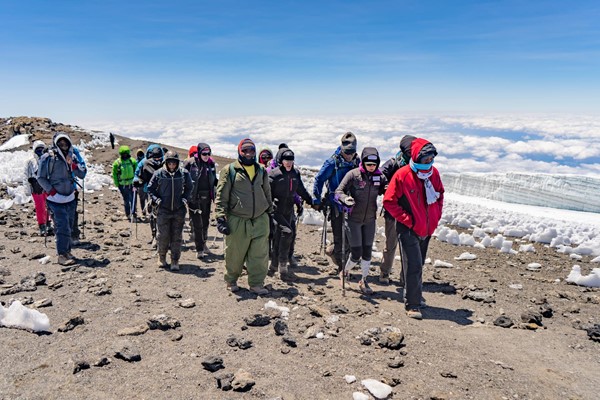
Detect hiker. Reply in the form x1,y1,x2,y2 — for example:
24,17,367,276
215,138,273,295
183,142,218,259
380,135,416,285
109,132,115,149
134,144,164,246
112,145,138,220
312,132,360,273
148,151,192,271
184,145,199,241
268,146,313,280
335,147,387,294
25,140,52,236
37,133,87,266
258,148,274,169
135,149,147,217
383,138,444,320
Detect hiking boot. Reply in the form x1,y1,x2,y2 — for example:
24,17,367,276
57,254,75,266
288,255,299,268
226,281,239,292
279,263,297,281
66,252,75,260
359,278,374,295
170,261,180,271
379,274,390,285
71,238,81,246
157,254,167,268
249,286,268,295
406,309,423,320
268,261,278,277
196,251,205,260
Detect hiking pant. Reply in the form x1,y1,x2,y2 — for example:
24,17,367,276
119,185,136,217
288,213,297,259
138,190,147,215
32,193,50,225
47,199,76,256
157,207,186,261
224,213,269,287
331,206,350,271
71,190,80,239
189,197,211,252
382,213,404,281
271,212,296,265
397,223,430,310
346,219,376,262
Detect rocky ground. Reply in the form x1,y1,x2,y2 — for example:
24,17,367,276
0,118,598,400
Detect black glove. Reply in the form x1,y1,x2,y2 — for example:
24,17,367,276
133,179,143,188
216,217,230,235
28,177,43,195
296,202,304,218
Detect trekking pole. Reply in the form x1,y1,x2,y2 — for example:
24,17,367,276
341,209,346,297
132,187,138,238
320,204,328,254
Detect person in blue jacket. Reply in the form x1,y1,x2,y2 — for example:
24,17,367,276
312,132,360,273
133,144,164,245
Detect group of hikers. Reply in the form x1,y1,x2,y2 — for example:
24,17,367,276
26,131,444,319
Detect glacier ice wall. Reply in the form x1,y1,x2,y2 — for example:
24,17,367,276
442,172,600,213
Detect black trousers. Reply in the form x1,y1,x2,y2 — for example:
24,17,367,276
397,223,430,310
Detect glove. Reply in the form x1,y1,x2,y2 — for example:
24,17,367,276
182,198,188,207
133,180,142,188
280,225,293,234
343,196,355,207
296,203,304,218
71,161,85,171
154,198,162,207
48,188,57,196
216,217,230,235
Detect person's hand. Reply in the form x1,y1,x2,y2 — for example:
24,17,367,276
133,180,142,188
48,188,57,196
217,217,230,235
154,198,162,207
281,225,293,234
296,203,304,218
182,198,188,207
343,196,355,207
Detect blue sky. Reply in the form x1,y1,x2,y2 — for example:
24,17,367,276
2,0,600,121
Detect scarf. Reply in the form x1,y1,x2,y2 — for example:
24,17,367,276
411,162,440,205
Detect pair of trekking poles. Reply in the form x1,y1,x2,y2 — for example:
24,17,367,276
319,201,349,296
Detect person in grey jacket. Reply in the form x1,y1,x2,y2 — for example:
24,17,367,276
148,151,192,271
335,147,387,294
37,133,87,266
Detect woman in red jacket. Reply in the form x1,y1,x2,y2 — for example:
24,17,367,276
383,138,444,319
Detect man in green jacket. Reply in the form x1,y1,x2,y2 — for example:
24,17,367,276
215,138,273,295
112,145,138,220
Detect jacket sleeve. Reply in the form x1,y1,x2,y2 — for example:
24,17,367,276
134,160,144,181
183,170,193,201
378,175,388,196
382,173,413,228
36,155,53,193
112,160,120,187
312,157,334,204
334,171,352,204
262,167,273,214
72,147,86,179
296,171,313,204
380,159,396,181
147,171,160,203
214,165,232,219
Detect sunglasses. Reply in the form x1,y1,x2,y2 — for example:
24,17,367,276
260,155,272,160
241,148,256,154
201,152,211,156
364,162,377,167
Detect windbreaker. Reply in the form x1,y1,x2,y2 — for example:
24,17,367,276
312,146,359,209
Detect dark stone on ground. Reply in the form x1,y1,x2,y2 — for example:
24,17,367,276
493,316,514,328
114,342,141,362
274,320,288,336
58,315,84,332
202,356,224,372
147,314,181,330
215,372,234,391
521,310,543,326
244,314,271,327
282,335,297,347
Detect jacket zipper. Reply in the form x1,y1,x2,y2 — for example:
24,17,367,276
363,172,371,224
170,173,175,211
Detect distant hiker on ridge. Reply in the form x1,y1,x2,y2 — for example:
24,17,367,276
109,132,115,149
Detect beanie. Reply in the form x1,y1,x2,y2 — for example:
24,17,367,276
341,132,357,154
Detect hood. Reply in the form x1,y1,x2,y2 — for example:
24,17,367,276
188,145,198,158
146,143,163,158
52,132,72,149
410,138,437,163
360,147,380,167
399,135,416,165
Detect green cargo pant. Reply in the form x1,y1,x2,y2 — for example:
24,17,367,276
224,213,269,287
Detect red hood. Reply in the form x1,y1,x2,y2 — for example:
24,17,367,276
410,138,431,162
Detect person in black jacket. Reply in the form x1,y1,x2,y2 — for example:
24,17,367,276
380,135,416,285
183,142,218,259
268,147,314,280
148,151,193,271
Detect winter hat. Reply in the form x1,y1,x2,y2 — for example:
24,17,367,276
341,132,357,154
119,145,131,156
278,143,288,149
399,135,416,164
188,145,198,158
361,147,380,167
259,148,273,164
416,143,437,163
136,149,144,158
32,140,46,152
197,142,211,155
237,138,256,166
275,146,291,165
281,149,295,161
164,150,180,166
